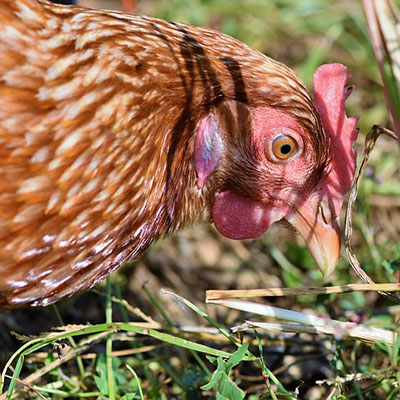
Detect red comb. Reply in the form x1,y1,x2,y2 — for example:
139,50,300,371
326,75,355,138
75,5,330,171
313,64,359,217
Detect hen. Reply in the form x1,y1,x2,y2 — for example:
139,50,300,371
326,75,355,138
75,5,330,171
0,0,358,308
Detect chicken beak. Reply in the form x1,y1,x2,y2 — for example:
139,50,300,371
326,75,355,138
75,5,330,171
285,195,341,278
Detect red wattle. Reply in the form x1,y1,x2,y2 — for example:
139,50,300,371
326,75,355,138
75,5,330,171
212,191,290,240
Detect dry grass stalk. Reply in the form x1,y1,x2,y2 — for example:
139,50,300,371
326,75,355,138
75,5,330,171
315,368,392,386
233,321,393,346
362,0,400,142
206,283,400,301
210,298,394,345
3,376,47,400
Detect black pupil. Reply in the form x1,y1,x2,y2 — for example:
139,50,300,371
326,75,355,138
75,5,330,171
280,144,292,155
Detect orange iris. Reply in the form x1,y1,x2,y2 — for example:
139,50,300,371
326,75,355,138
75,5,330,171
271,135,298,160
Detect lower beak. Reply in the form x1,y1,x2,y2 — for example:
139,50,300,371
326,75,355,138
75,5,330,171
285,196,341,277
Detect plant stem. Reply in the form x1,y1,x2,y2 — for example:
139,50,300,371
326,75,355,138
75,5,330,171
52,305,86,379
106,278,115,400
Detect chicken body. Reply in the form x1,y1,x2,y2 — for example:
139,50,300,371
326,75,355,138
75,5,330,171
0,0,357,308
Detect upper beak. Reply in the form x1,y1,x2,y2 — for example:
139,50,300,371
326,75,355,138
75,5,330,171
285,194,341,277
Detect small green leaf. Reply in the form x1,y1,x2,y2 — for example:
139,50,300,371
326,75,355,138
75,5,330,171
201,344,247,398
217,373,245,400
225,343,249,373
206,356,217,365
95,375,109,396
120,395,136,400
95,354,109,395
201,357,225,390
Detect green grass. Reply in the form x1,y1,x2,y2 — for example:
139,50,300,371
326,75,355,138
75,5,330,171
2,280,400,399
1,0,400,399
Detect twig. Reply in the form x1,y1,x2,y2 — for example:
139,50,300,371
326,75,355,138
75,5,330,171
344,125,399,302
3,376,47,400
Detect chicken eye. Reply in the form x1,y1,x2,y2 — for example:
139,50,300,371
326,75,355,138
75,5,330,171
271,135,298,160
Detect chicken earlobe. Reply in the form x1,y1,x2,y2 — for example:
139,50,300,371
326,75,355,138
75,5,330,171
194,114,224,188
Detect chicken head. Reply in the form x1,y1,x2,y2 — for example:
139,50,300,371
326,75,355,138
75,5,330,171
195,64,358,277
